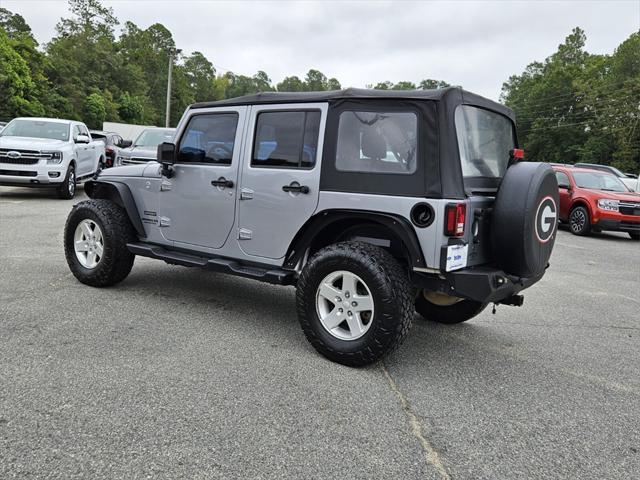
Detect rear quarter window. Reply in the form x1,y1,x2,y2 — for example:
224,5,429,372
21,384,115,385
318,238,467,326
335,111,418,175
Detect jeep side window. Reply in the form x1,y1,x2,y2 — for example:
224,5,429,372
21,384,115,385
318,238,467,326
335,111,418,175
252,111,321,169
177,113,239,165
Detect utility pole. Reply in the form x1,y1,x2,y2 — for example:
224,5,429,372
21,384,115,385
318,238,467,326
165,48,181,128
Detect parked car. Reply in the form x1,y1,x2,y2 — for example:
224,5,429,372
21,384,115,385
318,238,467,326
64,88,559,366
574,162,639,191
117,127,175,165
89,130,132,168
553,165,640,239
0,117,105,199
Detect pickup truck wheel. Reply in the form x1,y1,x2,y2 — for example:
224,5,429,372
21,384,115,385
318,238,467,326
296,241,413,367
57,164,76,199
569,206,590,236
415,291,486,324
64,199,136,287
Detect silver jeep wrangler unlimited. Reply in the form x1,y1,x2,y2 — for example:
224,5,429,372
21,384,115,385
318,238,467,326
64,88,558,366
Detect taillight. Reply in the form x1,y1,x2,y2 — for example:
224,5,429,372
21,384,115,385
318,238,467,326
105,147,114,154
445,203,466,236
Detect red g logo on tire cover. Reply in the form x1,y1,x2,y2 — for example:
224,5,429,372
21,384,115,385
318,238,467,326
535,196,557,243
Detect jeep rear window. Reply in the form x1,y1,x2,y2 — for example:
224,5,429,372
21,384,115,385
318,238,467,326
336,111,417,175
455,105,515,179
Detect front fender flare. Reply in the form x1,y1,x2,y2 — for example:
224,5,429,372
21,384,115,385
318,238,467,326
84,180,146,238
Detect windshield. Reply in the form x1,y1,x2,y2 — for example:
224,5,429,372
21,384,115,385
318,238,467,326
0,119,70,141
134,129,174,147
573,171,629,192
455,106,515,179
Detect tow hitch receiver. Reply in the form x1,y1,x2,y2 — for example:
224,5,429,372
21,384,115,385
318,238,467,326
498,294,524,307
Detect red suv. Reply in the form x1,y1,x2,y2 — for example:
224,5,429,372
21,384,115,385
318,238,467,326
552,166,640,240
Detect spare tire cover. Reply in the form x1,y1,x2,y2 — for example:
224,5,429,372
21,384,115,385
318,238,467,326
491,162,559,278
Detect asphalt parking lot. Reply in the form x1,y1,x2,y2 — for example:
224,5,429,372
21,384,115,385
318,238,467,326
1,186,639,480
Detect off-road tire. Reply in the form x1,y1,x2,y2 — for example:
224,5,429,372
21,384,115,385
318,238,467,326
569,206,591,236
296,241,413,367
415,293,486,324
630,232,640,240
64,199,136,287
57,163,76,199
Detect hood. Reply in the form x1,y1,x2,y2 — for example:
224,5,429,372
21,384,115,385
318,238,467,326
0,136,68,150
121,145,157,158
98,164,148,177
584,188,640,202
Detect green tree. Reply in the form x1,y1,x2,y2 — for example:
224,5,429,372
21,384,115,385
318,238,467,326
277,75,305,92
419,79,450,89
391,81,417,90
0,29,45,119
83,91,106,128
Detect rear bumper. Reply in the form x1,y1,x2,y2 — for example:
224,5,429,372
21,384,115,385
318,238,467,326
594,218,640,233
413,266,546,304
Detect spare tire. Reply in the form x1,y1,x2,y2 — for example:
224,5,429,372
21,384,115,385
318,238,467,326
491,162,559,278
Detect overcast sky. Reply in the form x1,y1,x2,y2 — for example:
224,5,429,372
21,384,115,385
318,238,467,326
3,0,639,100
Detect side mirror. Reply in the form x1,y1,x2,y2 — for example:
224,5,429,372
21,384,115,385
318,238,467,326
75,134,90,144
120,140,132,148
158,142,176,178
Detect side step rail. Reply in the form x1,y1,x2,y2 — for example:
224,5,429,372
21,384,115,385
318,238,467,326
127,243,296,286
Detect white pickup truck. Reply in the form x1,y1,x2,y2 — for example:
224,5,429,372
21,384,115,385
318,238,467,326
0,117,106,199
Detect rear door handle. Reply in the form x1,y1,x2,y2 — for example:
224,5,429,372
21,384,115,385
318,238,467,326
211,177,234,188
282,183,309,194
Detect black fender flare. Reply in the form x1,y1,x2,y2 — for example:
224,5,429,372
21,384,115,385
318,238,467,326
84,180,146,238
284,209,425,269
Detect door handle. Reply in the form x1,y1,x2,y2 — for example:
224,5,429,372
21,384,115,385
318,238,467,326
211,177,234,188
282,183,310,194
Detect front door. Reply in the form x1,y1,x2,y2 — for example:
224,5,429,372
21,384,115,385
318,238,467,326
238,103,327,259
555,171,572,221
159,106,247,249
73,125,92,176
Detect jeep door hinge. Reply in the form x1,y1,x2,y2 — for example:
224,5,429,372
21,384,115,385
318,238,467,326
240,188,254,200
238,228,252,240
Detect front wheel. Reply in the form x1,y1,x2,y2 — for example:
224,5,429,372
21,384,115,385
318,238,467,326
57,163,76,199
569,206,591,236
64,199,136,287
296,241,413,367
415,291,486,324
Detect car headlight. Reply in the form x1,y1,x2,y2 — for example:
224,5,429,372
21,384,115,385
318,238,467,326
44,151,63,164
597,199,619,212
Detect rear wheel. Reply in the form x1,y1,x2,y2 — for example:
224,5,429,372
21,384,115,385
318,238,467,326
569,206,590,236
415,290,486,324
296,241,413,367
64,199,136,287
57,163,76,199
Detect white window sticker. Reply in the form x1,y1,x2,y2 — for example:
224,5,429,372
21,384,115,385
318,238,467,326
445,244,468,272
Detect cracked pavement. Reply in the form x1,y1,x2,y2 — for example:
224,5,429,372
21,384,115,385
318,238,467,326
1,187,639,479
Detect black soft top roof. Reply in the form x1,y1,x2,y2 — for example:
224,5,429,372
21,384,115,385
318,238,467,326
190,87,514,120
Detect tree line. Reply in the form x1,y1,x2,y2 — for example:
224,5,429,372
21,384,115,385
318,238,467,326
0,0,638,172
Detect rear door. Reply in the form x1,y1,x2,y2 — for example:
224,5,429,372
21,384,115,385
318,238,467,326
158,106,247,249
237,103,327,259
